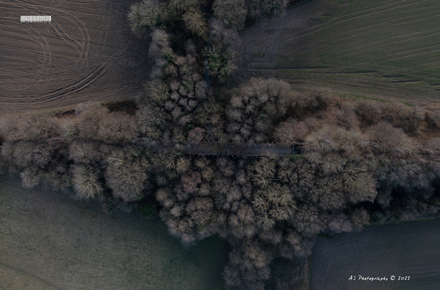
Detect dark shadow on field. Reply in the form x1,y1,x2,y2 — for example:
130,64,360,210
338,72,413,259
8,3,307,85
311,220,440,290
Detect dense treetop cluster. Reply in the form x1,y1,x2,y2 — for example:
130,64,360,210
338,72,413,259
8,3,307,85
1,79,440,289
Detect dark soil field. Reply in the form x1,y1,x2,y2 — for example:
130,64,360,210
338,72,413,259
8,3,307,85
240,0,440,106
311,220,440,290
0,176,227,290
0,0,149,112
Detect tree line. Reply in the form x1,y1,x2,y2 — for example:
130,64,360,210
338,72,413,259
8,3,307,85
1,79,440,289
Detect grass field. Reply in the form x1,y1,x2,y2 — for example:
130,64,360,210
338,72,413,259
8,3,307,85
310,220,440,290
0,176,227,290
241,0,440,105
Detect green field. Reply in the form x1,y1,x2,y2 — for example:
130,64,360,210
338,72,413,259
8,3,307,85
244,0,440,104
311,219,440,290
0,176,227,290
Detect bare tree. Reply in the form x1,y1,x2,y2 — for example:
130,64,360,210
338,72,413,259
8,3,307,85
213,0,247,31
105,148,150,201
342,162,377,204
289,204,326,237
72,164,103,199
168,0,200,12
182,8,208,38
252,183,296,229
128,0,170,37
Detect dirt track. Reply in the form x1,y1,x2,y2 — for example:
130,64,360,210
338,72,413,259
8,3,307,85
0,0,149,112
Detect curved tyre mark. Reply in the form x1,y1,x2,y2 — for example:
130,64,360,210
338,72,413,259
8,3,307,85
40,63,110,102
0,261,63,290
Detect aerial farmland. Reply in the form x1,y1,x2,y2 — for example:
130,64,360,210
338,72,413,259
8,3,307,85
1,0,440,289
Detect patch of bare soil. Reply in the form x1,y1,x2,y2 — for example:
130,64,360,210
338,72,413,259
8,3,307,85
0,0,149,113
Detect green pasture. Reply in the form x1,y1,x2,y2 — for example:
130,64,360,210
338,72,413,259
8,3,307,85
0,177,227,290
249,0,440,102
311,219,440,290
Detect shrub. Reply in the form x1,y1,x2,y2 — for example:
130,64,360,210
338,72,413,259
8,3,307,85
286,89,330,117
426,110,440,129
337,101,360,129
69,142,103,165
97,112,138,143
75,102,109,140
20,167,41,188
246,0,288,23
11,114,61,141
350,208,370,230
274,118,309,144
328,214,353,234
381,102,424,134
0,116,23,141
367,122,419,156
355,99,382,125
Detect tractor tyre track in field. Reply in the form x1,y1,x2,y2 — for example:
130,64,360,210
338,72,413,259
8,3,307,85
0,0,149,112
39,63,110,103
241,0,440,104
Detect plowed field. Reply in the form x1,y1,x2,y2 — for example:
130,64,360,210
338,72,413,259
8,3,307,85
241,0,440,106
0,0,149,112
